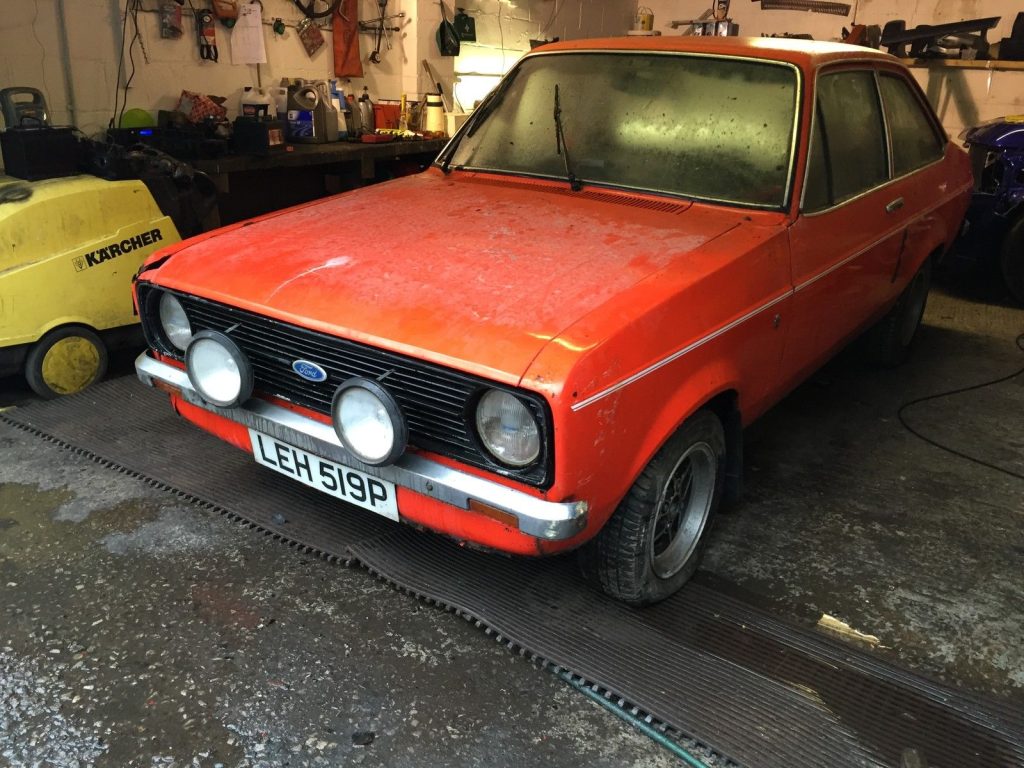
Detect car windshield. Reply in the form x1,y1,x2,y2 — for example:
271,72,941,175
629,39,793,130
444,52,800,208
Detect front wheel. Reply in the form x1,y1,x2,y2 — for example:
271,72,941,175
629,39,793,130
24,326,108,399
579,409,726,606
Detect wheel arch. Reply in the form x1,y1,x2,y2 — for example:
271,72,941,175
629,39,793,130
915,242,945,275
912,221,956,275
29,317,104,346
621,369,744,510
701,389,743,503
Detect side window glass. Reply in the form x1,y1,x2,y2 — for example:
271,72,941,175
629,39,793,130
815,71,888,203
802,104,830,212
880,74,944,176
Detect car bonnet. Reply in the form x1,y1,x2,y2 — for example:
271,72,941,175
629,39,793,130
148,171,744,386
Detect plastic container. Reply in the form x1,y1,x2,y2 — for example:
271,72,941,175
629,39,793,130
0,87,49,128
0,126,81,180
269,86,289,121
346,93,361,135
328,79,348,138
373,102,401,130
358,86,374,133
240,86,274,119
423,94,445,134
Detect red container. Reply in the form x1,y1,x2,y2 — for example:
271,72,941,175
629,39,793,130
373,103,401,130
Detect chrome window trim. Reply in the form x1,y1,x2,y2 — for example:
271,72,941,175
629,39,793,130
875,68,896,180
440,167,789,212
801,153,948,218
877,71,947,178
440,50,803,212
800,63,950,216
799,64,892,214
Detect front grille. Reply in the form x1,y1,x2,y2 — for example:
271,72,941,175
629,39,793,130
139,285,552,488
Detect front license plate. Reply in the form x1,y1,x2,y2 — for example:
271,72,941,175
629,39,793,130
248,429,398,521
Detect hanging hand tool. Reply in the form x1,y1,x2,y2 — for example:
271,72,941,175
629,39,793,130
358,0,404,64
371,0,386,62
196,9,219,61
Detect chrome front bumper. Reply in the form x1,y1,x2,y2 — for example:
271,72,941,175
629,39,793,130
136,353,588,541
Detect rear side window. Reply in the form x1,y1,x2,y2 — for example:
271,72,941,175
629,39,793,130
879,74,945,176
803,70,889,211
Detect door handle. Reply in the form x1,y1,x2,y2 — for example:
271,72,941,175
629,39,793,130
885,197,905,213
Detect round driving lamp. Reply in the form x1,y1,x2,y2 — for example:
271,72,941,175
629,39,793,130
474,389,540,468
332,378,407,466
185,330,253,408
158,292,193,352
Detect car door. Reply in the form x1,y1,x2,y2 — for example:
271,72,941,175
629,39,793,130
782,66,905,386
874,68,950,292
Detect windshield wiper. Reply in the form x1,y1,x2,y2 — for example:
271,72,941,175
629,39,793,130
438,68,521,174
553,83,582,192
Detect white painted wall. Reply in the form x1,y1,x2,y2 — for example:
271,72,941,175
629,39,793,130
0,0,632,138
3,0,347,135
453,0,635,109
3,0,1015,138
640,0,1024,136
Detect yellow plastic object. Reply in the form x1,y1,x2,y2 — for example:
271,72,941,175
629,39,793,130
120,107,156,128
40,335,102,394
0,174,181,348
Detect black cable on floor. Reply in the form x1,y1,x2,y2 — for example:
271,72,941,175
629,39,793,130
897,333,1024,481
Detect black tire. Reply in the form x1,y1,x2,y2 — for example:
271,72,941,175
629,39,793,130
24,326,108,399
579,409,726,606
1000,216,1024,304
863,258,932,368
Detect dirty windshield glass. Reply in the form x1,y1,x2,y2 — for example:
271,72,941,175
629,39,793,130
446,52,799,208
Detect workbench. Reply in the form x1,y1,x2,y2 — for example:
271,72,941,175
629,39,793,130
190,138,447,225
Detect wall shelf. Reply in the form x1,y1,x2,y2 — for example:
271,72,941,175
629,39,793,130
906,58,1024,72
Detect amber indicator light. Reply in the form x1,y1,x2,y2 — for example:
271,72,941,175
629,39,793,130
468,499,520,529
152,379,182,397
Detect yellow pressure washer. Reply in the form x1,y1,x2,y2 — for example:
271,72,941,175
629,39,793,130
0,173,182,398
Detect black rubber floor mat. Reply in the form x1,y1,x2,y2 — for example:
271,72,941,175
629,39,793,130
4,378,1023,768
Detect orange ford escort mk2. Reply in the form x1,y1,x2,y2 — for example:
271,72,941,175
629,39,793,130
134,37,972,605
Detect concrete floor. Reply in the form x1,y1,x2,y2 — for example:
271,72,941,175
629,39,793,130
0,445,685,768
0,271,1022,767
707,282,1024,705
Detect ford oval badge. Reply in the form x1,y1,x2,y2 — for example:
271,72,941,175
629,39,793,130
292,360,327,382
